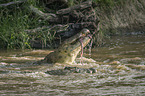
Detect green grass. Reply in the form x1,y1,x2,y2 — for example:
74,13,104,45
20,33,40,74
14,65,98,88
1,7,31,49
0,0,50,49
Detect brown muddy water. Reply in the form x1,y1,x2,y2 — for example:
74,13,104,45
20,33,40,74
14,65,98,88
0,35,145,96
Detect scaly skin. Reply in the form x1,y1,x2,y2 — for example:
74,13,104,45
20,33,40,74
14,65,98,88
40,28,92,64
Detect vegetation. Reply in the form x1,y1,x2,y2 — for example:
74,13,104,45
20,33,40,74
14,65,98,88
0,0,144,49
0,0,49,49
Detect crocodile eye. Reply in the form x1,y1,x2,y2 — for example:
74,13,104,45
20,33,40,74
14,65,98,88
81,29,90,35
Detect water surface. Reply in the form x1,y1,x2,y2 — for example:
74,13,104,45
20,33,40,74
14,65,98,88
0,35,145,96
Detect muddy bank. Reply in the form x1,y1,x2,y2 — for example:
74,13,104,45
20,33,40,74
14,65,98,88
97,0,145,35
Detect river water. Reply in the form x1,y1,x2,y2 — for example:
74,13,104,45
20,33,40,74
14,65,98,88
0,35,145,96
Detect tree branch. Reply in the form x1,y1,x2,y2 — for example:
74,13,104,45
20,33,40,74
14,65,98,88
45,0,68,4
56,0,92,15
29,5,60,23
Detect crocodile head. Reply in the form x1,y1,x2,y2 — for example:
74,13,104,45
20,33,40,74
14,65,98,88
43,28,92,64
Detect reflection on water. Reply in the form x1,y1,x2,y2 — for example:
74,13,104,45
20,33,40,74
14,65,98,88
0,35,145,95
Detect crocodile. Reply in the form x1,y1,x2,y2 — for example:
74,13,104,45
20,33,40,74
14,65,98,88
38,28,92,64
35,28,97,75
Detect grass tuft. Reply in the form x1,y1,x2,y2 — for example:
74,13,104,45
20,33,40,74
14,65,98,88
0,0,49,49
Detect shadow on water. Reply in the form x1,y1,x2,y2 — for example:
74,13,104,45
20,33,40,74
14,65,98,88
0,35,145,95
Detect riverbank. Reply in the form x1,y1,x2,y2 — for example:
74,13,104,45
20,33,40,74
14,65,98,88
97,0,145,35
0,0,145,49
